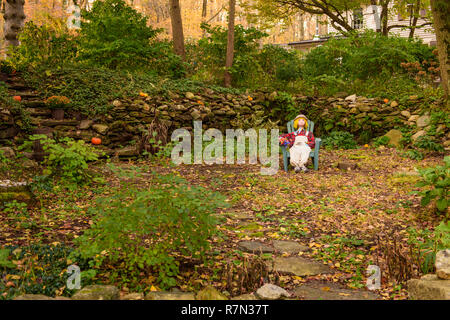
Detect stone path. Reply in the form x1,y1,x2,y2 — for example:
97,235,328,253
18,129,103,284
229,204,381,300
269,256,333,276
238,240,274,253
272,240,309,254
294,281,379,300
237,239,379,299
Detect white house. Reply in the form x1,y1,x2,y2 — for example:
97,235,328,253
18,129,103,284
327,4,436,45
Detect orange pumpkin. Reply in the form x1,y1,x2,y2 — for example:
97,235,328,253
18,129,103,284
383,98,389,103
13,96,21,102
91,137,102,145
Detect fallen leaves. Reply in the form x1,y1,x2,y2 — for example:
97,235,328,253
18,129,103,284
0,148,443,300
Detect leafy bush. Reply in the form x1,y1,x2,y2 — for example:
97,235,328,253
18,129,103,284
372,136,390,147
190,24,304,89
7,21,79,71
72,172,229,289
268,91,298,122
323,131,358,149
300,30,440,99
0,244,93,300
79,0,182,75
0,149,10,170
193,23,268,87
20,135,101,185
7,0,183,78
414,156,449,214
0,82,33,131
403,149,424,160
302,30,436,81
414,135,445,153
257,44,302,83
408,221,450,274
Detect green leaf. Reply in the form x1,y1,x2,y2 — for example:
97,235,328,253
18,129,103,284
436,198,447,212
0,249,16,269
421,194,431,207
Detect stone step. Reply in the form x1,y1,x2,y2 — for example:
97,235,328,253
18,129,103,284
8,91,39,99
22,100,47,108
30,118,79,126
267,257,333,276
294,280,379,300
238,241,275,253
7,83,30,91
25,108,52,117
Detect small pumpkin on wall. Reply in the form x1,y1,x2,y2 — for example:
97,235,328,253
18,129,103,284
91,137,102,145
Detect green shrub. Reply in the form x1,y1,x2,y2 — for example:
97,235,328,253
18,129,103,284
408,221,450,274
79,0,182,75
302,30,436,81
72,172,229,289
299,30,440,99
268,91,298,122
6,21,79,71
7,0,183,77
414,135,445,153
373,136,390,147
323,131,358,149
0,149,10,170
20,135,101,185
403,149,424,160
257,44,302,83
0,244,93,300
194,23,268,87
0,82,33,132
414,156,449,214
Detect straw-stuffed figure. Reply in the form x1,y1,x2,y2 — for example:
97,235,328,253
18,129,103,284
279,114,316,173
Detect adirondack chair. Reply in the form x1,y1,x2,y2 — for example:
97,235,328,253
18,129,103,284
281,119,322,172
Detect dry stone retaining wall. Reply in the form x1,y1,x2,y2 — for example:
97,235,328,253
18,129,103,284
1,89,448,154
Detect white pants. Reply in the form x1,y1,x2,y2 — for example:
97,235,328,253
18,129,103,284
289,136,311,169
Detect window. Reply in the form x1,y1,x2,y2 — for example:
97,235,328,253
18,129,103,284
352,8,364,29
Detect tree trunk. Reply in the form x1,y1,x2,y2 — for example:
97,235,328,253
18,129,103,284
380,0,389,36
224,0,236,87
430,0,449,103
169,0,185,59
201,0,207,36
408,0,420,38
202,0,208,20
299,14,304,40
3,0,25,49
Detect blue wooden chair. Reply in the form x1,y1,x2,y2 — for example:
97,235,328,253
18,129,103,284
281,119,322,172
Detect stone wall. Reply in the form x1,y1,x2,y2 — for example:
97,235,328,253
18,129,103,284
294,93,449,148
1,89,448,155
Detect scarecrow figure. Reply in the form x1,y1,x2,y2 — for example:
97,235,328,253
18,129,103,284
279,114,316,173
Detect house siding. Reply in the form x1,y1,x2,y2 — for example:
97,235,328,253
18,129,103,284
327,5,436,45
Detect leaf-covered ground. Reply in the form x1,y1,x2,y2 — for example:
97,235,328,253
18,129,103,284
0,147,446,300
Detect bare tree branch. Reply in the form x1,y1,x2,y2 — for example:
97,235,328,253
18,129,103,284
387,22,433,32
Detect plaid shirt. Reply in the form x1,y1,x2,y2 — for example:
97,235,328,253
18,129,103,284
279,128,315,149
